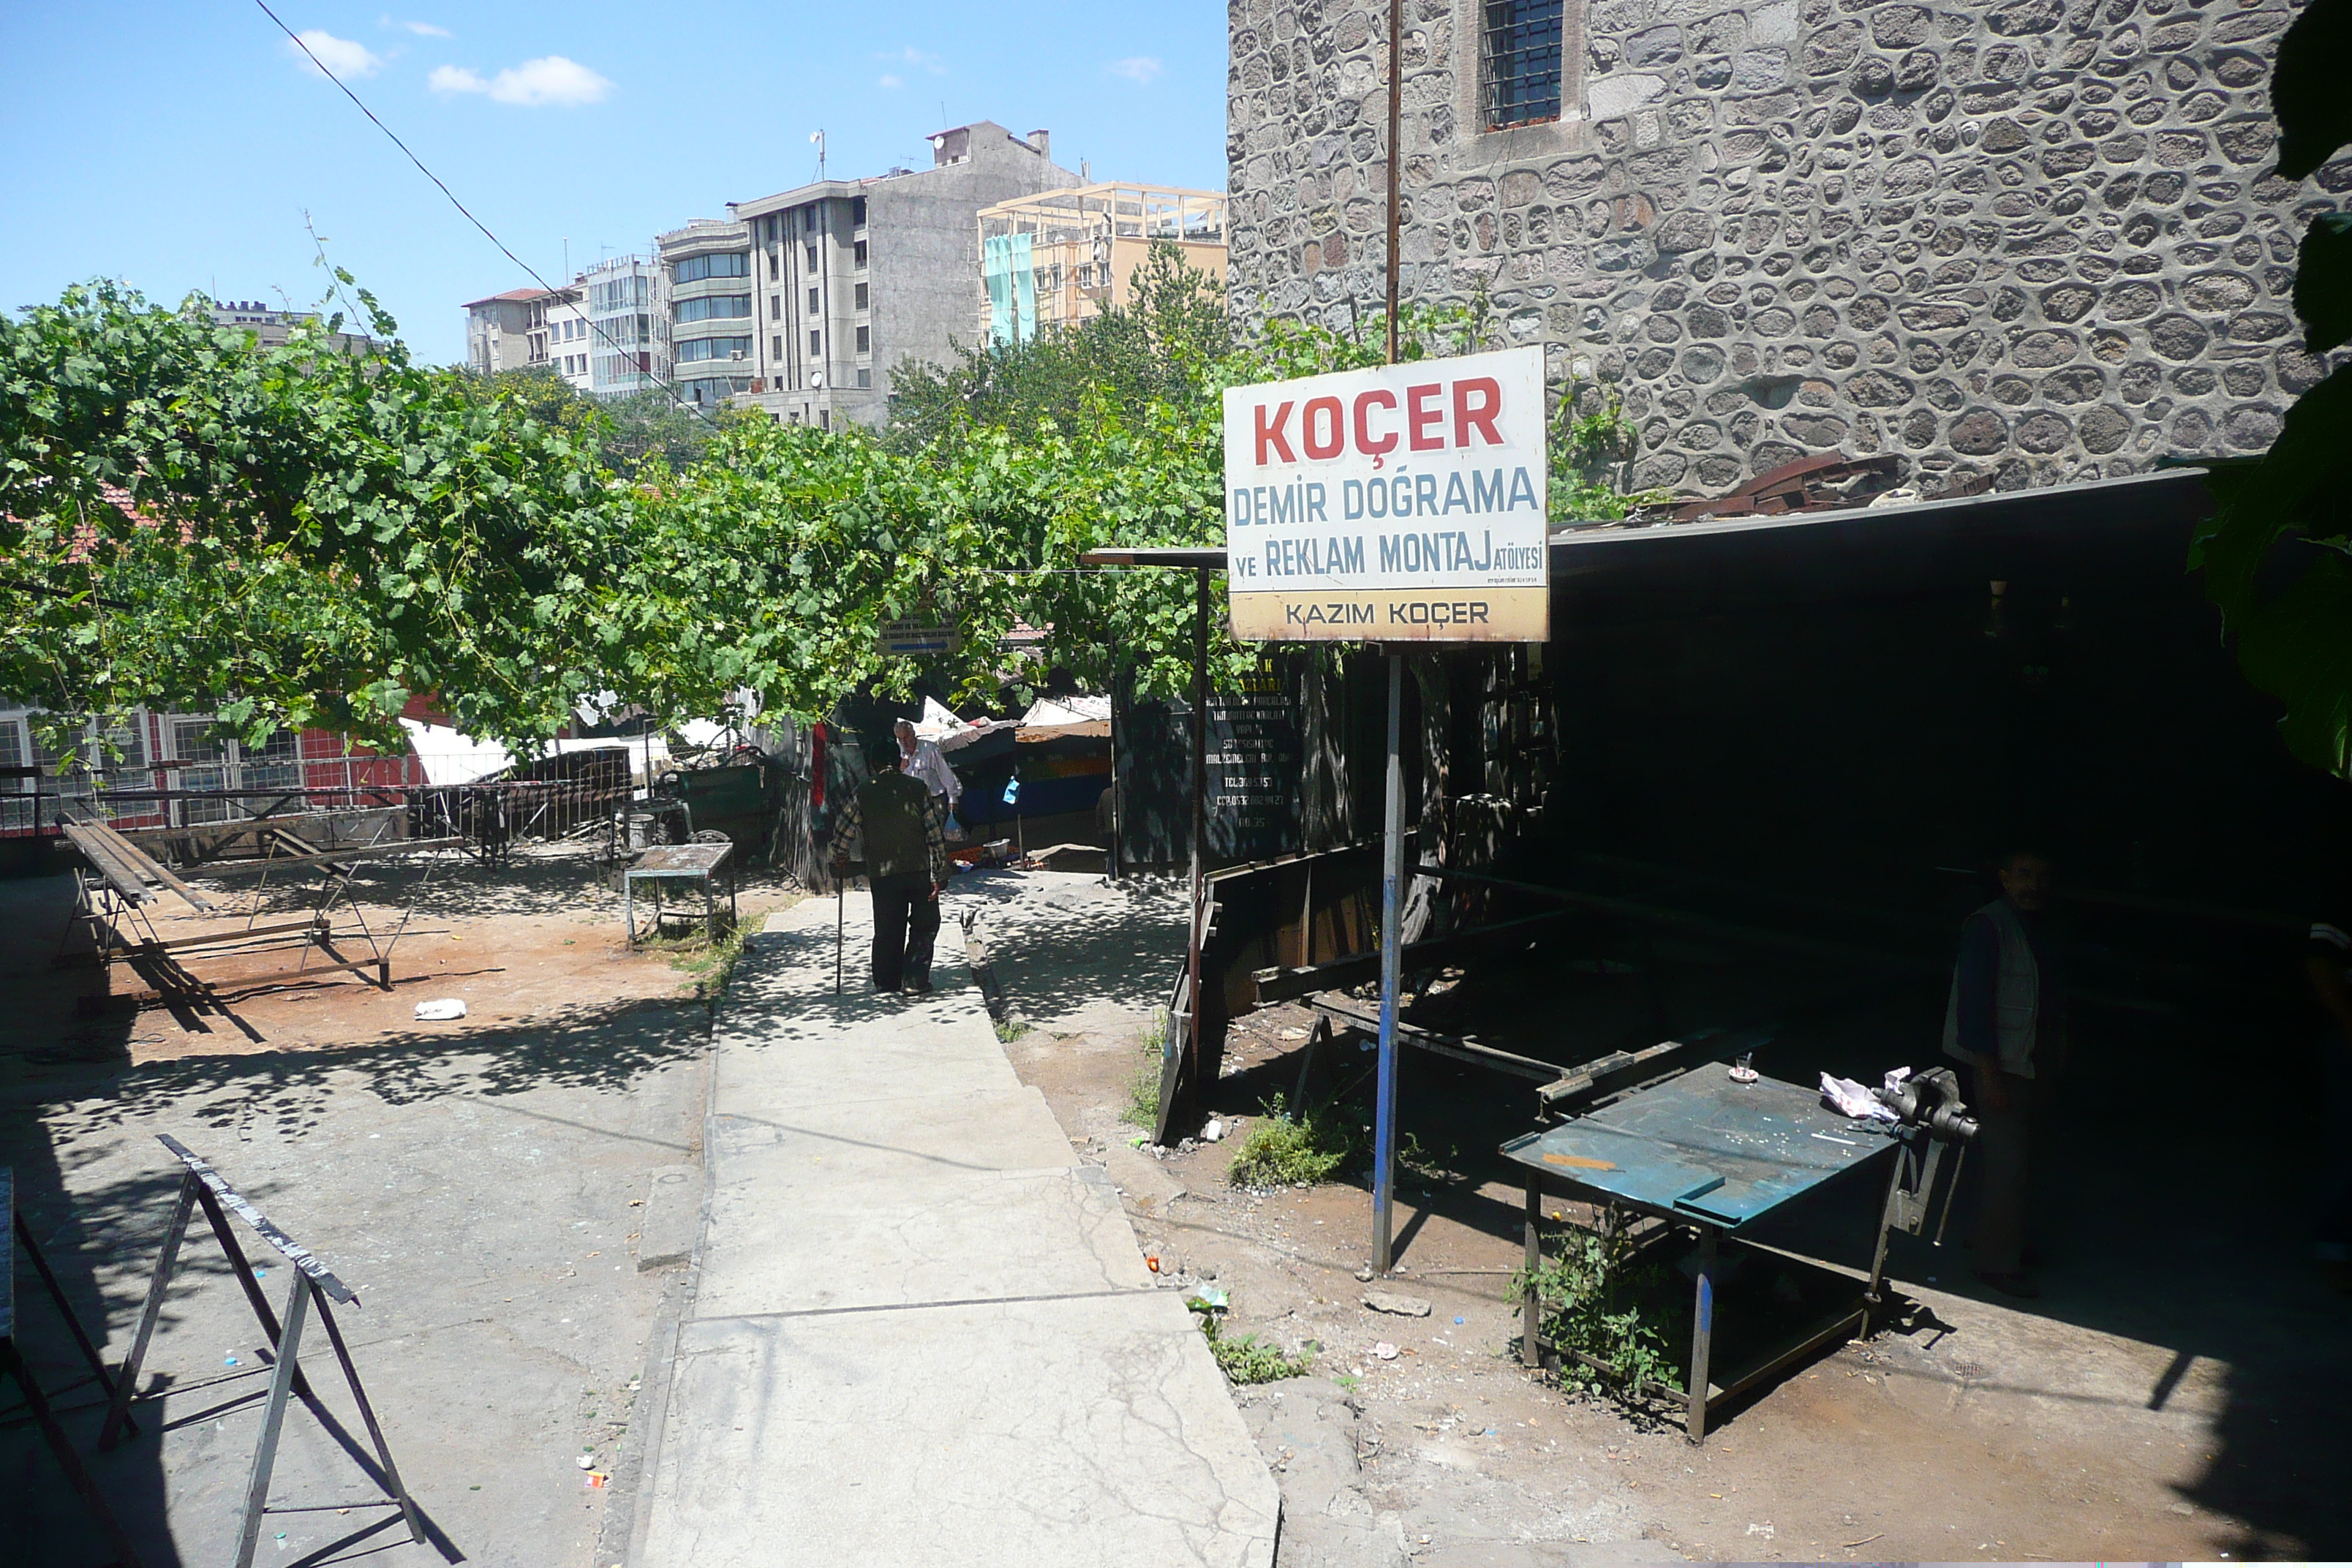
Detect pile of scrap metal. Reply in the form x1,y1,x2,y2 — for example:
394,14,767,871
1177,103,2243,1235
1662,454,1908,522
399,719,646,862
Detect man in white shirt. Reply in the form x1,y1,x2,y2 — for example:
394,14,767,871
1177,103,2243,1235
895,717,962,837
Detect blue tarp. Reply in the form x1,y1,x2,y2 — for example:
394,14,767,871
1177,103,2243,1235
982,233,1035,347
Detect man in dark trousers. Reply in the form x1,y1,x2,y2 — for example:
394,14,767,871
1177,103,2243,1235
832,740,949,993
1942,847,2069,1298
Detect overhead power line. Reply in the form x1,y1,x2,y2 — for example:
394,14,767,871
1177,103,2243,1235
253,0,720,431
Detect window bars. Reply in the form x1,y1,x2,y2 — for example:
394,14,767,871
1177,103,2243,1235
1481,0,1566,129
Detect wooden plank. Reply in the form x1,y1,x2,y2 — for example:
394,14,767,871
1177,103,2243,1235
191,837,464,877
1251,910,1570,1005
59,822,163,905
241,954,392,989
76,816,219,913
110,951,391,1000
1307,991,1564,1084
132,917,329,954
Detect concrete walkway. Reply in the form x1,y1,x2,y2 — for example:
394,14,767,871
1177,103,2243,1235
630,889,1279,1567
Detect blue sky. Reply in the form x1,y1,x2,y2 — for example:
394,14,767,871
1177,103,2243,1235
0,3,1226,365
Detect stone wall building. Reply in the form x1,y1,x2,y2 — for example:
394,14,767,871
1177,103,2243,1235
1226,0,2329,497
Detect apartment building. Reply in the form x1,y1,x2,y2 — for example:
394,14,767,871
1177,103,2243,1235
464,288,541,374
582,255,668,398
208,298,373,355
726,119,1075,429
462,286,592,390
657,219,755,410
975,184,1227,347
537,286,594,392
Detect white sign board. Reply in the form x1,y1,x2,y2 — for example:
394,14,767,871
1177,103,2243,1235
1221,344,1549,642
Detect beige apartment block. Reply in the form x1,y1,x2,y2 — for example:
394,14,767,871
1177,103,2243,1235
974,184,1227,347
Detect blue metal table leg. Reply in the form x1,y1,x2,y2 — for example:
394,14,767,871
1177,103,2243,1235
1687,1226,1717,1444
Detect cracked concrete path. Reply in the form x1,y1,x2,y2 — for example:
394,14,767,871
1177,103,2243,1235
630,886,1279,1567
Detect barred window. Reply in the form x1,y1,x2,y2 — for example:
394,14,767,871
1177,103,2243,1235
1482,0,1564,129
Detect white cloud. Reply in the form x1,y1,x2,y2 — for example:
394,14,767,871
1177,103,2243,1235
875,46,946,75
1107,56,1163,84
401,19,451,37
429,55,613,107
286,30,383,80
878,73,904,89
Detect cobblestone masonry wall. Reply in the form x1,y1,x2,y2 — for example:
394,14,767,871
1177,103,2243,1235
1227,0,2337,496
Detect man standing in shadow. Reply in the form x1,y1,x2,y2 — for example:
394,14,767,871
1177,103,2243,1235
1943,847,2069,1298
832,734,948,994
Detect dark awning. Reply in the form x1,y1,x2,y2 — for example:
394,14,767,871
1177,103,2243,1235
1550,467,2216,608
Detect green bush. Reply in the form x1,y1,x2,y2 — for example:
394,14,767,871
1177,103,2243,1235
1514,1221,1684,1403
1224,1092,1360,1188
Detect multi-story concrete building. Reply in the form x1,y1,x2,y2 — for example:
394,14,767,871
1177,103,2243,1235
467,260,664,398
727,120,1076,429
581,255,668,398
536,285,594,393
208,299,372,355
464,288,542,374
658,219,755,410
975,184,1229,347
1226,0,2321,497
464,286,592,390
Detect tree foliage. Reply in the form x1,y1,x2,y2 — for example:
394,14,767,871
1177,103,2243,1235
3,244,1666,759
2194,0,2352,774
1,278,619,757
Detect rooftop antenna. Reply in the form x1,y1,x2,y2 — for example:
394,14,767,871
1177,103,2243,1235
562,236,570,282
810,128,826,181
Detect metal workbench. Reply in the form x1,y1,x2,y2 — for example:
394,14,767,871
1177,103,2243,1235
622,840,736,943
1501,1064,1907,1442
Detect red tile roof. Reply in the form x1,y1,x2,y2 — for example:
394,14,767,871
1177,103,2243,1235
462,287,553,309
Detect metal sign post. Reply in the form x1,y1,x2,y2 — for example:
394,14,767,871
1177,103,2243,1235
1218,0,1548,1275
1372,654,1406,1272
1374,0,1406,1273
99,1136,442,1568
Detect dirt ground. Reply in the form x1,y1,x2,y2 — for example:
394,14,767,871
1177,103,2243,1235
10,851,2347,1564
975,875,2347,1565
0,842,799,1568
0,840,802,1082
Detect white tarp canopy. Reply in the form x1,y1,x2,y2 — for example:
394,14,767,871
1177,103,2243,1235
399,720,667,788
917,696,1005,755
1019,694,1110,728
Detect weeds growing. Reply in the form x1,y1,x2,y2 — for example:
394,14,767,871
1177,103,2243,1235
1123,1009,1170,1129
657,918,750,1000
1513,1218,1685,1406
1224,1091,1361,1187
1188,1297,1313,1385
